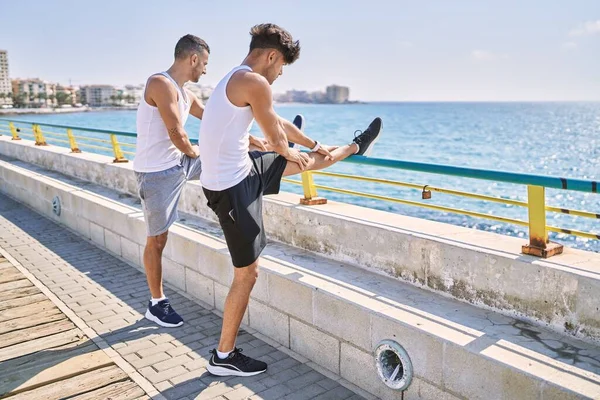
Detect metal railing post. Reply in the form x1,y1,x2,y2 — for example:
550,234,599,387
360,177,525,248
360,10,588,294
66,129,81,153
110,134,128,163
299,171,327,205
9,122,21,140
522,185,563,258
33,124,48,146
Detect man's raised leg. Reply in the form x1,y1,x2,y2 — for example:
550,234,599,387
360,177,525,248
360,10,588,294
283,143,357,176
283,117,382,177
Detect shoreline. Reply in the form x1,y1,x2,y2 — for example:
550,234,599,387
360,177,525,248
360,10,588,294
2,101,596,116
0,106,137,116
274,101,366,106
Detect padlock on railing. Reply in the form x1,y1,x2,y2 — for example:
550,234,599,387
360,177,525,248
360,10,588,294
422,185,432,200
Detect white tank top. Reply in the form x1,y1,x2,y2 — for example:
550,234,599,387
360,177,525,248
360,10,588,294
199,65,255,190
133,72,191,173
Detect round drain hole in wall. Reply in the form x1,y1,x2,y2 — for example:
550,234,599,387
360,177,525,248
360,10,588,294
52,196,61,216
374,340,413,391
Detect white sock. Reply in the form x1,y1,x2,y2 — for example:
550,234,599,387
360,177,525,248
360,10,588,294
151,296,167,306
352,143,360,154
217,349,232,359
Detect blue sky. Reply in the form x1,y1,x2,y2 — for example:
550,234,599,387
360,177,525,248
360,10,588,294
1,0,598,101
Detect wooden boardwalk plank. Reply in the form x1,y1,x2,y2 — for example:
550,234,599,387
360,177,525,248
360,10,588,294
0,319,75,349
0,308,66,335
0,340,94,374
0,349,113,397
69,380,145,400
8,365,128,400
0,268,23,284
0,329,84,362
0,293,47,312
0,249,146,399
0,286,41,302
0,280,32,294
0,299,57,322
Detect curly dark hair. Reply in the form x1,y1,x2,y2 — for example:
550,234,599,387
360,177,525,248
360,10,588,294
174,34,210,59
249,23,300,64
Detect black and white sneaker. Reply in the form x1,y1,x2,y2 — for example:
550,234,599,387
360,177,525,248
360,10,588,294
289,114,305,148
144,299,183,328
353,117,382,156
207,348,267,377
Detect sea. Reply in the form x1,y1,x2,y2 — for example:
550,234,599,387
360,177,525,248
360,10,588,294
8,102,600,252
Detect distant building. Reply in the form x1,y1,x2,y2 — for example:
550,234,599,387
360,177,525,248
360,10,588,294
184,83,213,101
276,90,321,103
11,78,57,108
325,85,350,103
124,84,144,104
274,91,291,103
309,91,326,103
0,50,12,106
115,88,126,105
275,85,351,104
55,84,77,106
79,85,116,107
290,90,310,103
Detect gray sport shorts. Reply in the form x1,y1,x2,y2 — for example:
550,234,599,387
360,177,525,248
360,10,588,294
135,154,202,237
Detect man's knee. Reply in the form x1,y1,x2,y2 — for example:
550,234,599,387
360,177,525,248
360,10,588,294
233,260,259,286
306,156,318,171
306,152,332,172
146,231,169,252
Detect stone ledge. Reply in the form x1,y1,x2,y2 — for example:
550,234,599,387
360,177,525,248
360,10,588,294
1,155,599,399
1,136,599,343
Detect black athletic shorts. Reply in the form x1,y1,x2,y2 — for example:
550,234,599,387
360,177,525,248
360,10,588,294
203,151,287,267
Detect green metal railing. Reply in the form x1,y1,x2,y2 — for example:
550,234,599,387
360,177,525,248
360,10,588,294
0,118,200,161
1,118,598,258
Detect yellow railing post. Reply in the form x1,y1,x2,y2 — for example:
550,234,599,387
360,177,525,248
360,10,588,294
38,125,48,146
522,185,563,258
110,134,128,163
32,124,39,144
66,129,81,153
33,124,48,146
299,171,327,205
9,122,21,140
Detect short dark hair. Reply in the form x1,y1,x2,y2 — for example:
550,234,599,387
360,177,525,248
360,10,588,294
174,34,210,59
249,23,300,64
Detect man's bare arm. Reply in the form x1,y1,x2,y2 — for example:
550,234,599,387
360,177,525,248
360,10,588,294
279,117,315,148
242,74,309,169
245,76,290,156
147,77,198,158
280,117,335,160
187,89,205,120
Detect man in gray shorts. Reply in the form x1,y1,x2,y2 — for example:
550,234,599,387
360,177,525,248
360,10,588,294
133,34,272,328
132,34,208,327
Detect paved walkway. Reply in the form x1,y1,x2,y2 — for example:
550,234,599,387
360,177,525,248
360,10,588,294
0,193,365,400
